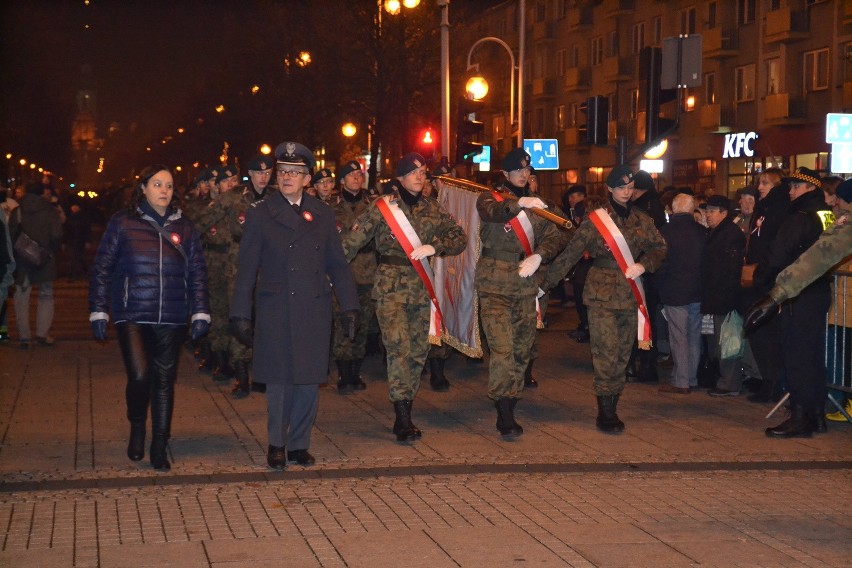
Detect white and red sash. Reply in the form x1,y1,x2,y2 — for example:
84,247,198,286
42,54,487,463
588,208,652,349
491,191,543,329
375,196,443,343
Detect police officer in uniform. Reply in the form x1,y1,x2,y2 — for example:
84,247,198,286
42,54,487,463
230,142,359,469
341,153,466,441
543,165,667,433
476,148,567,437
744,168,835,437
332,160,376,391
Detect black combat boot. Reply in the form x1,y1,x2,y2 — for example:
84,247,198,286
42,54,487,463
336,360,352,393
766,405,813,438
494,397,523,438
211,352,233,382
350,359,367,390
429,358,450,391
231,360,250,399
523,360,538,388
596,395,625,433
392,400,421,442
812,404,828,434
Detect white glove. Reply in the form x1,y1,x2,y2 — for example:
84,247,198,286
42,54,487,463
517,196,548,209
409,244,436,260
624,263,646,280
518,254,542,278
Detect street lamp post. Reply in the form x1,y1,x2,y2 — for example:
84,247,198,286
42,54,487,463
466,36,520,146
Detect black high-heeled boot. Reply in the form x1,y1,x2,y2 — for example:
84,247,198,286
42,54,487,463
126,379,150,462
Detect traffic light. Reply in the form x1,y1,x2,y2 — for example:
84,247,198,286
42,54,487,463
419,128,436,161
641,46,677,144
456,96,484,163
578,95,609,146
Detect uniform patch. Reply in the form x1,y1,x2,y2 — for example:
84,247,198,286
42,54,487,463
503,223,512,233
302,211,313,222
210,227,217,236
170,232,181,246
238,212,246,224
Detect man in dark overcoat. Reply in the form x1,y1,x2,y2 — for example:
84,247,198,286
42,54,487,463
230,142,359,469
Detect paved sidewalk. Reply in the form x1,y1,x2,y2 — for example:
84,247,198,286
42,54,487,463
0,282,850,567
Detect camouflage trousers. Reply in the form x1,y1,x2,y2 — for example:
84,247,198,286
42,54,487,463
209,265,251,364
588,306,636,396
479,291,537,400
332,284,375,361
376,295,430,402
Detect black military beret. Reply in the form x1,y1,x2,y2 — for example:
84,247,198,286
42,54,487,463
500,148,531,172
311,168,334,185
606,165,634,189
216,165,239,182
337,160,362,180
199,168,218,183
633,170,655,191
396,152,427,177
246,155,274,172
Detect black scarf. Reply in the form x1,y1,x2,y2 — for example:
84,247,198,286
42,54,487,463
398,187,421,207
342,188,362,203
609,196,631,219
504,181,528,199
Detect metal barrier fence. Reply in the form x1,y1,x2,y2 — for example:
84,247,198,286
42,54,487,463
826,269,851,420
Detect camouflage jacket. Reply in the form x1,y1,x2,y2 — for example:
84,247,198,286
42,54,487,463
771,210,852,303
475,188,569,296
543,204,667,310
341,192,467,301
334,191,377,285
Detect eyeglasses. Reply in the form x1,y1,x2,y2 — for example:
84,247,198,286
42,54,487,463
277,169,308,178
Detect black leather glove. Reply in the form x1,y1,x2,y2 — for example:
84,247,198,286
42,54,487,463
190,319,210,341
743,296,779,335
340,310,360,342
229,317,254,347
91,319,107,341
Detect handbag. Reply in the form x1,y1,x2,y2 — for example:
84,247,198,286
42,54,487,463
12,210,50,267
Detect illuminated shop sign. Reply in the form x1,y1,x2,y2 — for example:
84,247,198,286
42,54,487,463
722,132,758,159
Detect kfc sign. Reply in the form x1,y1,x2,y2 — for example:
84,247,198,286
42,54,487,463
722,132,758,159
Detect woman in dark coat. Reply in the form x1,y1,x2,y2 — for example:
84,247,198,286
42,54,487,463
89,165,210,471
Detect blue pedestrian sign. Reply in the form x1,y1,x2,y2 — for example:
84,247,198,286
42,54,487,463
523,139,559,170
826,113,852,144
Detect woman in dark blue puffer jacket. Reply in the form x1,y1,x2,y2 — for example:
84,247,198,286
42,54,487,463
89,165,210,471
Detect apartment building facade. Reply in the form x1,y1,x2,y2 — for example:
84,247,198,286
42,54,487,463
453,0,851,201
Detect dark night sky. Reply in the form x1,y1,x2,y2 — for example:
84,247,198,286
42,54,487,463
1,0,507,179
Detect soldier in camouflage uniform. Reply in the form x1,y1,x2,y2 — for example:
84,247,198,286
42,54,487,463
341,153,466,441
476,148,567,438
543,165,667,433
192,165,246,391
332,161,376,392
312,168,338,206
184,167,217,371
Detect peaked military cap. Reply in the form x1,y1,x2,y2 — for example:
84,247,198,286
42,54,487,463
274,141,315,171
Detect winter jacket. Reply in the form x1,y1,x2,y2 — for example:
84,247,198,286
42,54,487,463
745,185,789,266
754,189,832,295
89,207,209,325
700,216,745,315
655,213,707,306
9,193,63,284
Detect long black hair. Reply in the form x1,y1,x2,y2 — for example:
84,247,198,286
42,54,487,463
129,164,180,215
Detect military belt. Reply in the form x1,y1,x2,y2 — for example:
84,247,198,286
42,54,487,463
592,258,619,269
204,243,230,253
482,248,524,262
379,255,412,267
